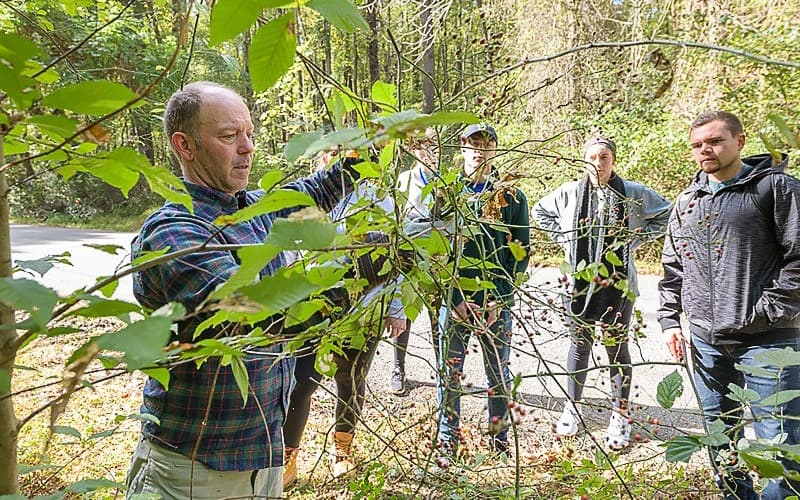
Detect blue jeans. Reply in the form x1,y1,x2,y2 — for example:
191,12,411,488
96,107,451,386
691,335,800,500
437,307,512,448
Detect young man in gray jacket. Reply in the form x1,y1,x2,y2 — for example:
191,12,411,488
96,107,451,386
659,110,800,500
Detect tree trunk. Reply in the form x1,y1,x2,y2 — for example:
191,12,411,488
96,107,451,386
323,20,331,75
420,0,436,113
366,2,380,86
0,136,20,495
171,0,185,40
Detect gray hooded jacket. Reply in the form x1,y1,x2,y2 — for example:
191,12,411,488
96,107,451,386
533,177,672,298
657,154,800,345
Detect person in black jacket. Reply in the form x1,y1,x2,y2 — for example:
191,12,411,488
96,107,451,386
659,110,800,500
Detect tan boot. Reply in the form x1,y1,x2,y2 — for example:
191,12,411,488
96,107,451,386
283,446,299,489
332,431,354,478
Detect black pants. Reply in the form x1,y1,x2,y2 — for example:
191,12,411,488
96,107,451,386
565,298,633,411
284,336,380,448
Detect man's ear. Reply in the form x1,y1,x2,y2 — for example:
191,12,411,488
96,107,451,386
737,133,746,151
171,132,195,161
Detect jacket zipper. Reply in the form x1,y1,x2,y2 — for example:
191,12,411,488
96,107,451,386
705,195,716,339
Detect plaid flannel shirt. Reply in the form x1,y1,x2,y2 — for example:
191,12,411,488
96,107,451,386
131,163,355,471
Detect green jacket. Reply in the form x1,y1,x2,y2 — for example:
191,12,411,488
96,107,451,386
452,181,530,309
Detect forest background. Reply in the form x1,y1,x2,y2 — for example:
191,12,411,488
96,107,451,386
2,0,800,498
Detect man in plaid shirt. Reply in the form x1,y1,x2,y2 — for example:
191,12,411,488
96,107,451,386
125,81,360,498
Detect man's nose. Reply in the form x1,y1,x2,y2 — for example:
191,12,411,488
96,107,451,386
239,134,254,153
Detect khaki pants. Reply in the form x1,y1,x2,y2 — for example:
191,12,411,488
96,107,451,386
126,436,282,499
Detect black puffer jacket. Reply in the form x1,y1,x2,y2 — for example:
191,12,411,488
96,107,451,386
658,154,800,345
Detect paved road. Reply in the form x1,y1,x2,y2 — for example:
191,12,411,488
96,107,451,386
11,224,137,301
10,224,700,434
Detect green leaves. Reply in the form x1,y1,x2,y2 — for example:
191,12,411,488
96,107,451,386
307,0,368,33
726,383,760,404
767,114,799,149
663,435,702,462
42,80,141,115
266,210,338,250
0,32,42,109
250,14,297,92
656,369,684,409
0,278,58,335
215,189,315,226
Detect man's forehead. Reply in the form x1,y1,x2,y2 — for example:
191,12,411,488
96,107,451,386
464,133,495,143
690,120,733,139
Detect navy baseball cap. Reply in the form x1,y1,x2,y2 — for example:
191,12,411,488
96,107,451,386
461,123,498,143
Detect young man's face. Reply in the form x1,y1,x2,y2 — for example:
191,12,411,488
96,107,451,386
178,88,255,195
689,119,745,182
584,144,615,186
461,133,497,181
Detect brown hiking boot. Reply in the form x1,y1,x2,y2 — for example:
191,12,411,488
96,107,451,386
332,431,355,478
283,446,299,489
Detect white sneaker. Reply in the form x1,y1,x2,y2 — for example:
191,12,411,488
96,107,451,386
555,402,581,436
605,411,631,450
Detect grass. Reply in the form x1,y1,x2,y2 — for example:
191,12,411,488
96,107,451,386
11,208,155,233
8,315,716,499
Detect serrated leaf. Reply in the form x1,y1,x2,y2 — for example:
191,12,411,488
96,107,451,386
209,244,280,300
83,243,124,255
26,115,78,140
95,315,175,370
726,382,760,404
699,419,730,447
759,389,800,407
352,160,381,179
126,413,160,425
656,369,683,409
215,189,315,226
314,343,337,377
52,425,82,440
378,140,396,168
284,299,324,327
130,248,170,267
371,81,396,112
266,211,337,250
754,347,800,368
230,356,250,406
0,278,58,332
768,114,799,149
210,0,278,46
303,128,368,159
508,240,527,261
559,261,572,275
67,299,140,319
86,429,116,441
605,250,623,266
96,276,119,298
307,0,369,33
664,435,702,462
249,14,296,92
258,170,286,192
283,130,324,164
739,452,788,478
760,133,784,165
65,479,125,493
240,270,327,313
142,368,170,390
736,362,778,379
381,110,481,137
43,80,141,115
17,464,59,475
59,148,145,198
